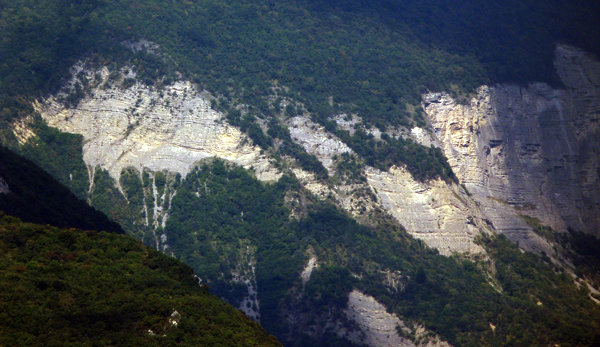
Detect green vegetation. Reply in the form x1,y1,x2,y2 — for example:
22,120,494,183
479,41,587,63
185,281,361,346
4,0,599,121
163,160,600,346
0,213,280,346
118,167,180,246
4,0,598,179
90,168,139,236
0,146,122,234
334,153,366,183
336,129,456,182
4,139,599,345
478,235,600,345
3,1,600,345
522,215,600,289
19,116,90,199
304,266,356,309
164,160,304,330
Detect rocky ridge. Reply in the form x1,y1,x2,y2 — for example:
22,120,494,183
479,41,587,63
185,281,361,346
33,68,280,186
27,63,492,258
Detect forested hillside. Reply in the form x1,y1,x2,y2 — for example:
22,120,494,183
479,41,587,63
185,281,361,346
0,213,280,346
0,146,278,344
3,0,599,126
161,160,599,345
2,0,600,346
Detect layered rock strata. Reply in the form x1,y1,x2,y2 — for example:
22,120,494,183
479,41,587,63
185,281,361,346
34,75,281,185
343,290,450,347
423,45,600,253
366,166,487,255
289,116,488,255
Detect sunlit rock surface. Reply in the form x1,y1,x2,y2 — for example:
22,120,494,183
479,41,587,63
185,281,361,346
366,166,487,255
34,70,281,186
344,290,450,347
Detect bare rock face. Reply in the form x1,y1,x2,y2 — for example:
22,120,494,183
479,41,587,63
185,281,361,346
300,253,318,285
287,116,489,255
423,44,600,252
366,166,487,255
343,290,450,347
33,69,281,186
27,64,496,258
287,116,352,173
0,177,9,194
11,115,36,145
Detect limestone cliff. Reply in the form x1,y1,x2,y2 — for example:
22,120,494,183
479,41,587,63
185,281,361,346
423,45,600,255
365,166,486,255
343,290,450,347
21,63,474,345
26,63,493,258
33,67,281,185
288,115,489,255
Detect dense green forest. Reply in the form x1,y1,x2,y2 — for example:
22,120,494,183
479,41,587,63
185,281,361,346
4,141,599,345
522,215,600,291
158,160,600,346
0,213,280,346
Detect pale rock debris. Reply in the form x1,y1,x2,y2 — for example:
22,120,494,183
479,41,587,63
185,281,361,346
290,168,330,198
343,290,450,347
331,113,439,148
287,115,352,173
410,127,438,148
300,255,318,285
11,115,36,145
286,114,487,255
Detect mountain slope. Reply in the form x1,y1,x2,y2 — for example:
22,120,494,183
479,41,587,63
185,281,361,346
2,0,599,126
2,0,600,346
0,145,122,233
0,213,280,346
10,46,600,346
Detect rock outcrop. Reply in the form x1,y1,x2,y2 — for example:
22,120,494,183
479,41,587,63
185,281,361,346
288,115,489,255
343,290,450,347
423,44,600,254
0,177,9,194
287,116,352,173
366,166,487,255
34,72,281,186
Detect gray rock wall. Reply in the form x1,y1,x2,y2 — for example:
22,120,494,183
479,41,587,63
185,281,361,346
0,177,9,194
424,45,600,252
